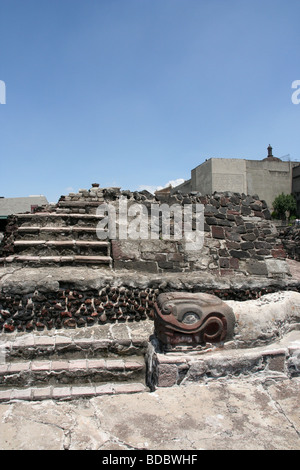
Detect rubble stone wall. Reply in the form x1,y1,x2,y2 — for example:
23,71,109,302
0,186,289,278
109,189,287,278
1,277,299,333
278,225,300,261
0,185,296,333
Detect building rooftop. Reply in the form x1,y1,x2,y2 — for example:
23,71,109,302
262,145,282,162
0,196,48,217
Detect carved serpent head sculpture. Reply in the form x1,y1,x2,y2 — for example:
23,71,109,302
153,292,235,351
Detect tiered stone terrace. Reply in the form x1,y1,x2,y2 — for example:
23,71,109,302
0,184,292,278
0,185,299,402
0,184,112,267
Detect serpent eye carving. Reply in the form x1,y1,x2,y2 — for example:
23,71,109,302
182,312,200,324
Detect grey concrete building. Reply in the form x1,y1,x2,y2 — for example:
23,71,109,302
172,146,299,213
0,195,48,238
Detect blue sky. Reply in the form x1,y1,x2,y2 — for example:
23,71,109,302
1,0,300,202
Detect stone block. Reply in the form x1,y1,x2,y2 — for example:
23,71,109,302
229,257,239,269
217,218,232,227
241,233,256,241
254,211,264,218
11,388,32,400
227,209,240,216
157,363,178,387
167,253,184,262
212,226,225,239
205,217,217,225
32,387,52,400
250,203,262,211
219,257,230,268
113,383,146,394
226,240,241,250
0,390,11,402
95,383,114,395
262,209,271,219
230,250,250,259
268,354,286,373
31,361,51,372
114,260,158,273
71,386,96,398
204,205,218,216
235,225,246,234
111,240,140,260
271,248,286,259
158,260,176,270
226,230,241,242
142,252,167,262
246,260,268,276
235,215,244,226
266,259,290,278
139,240,177,253
256,249,271,256
240,241,254,250
241,206,251,216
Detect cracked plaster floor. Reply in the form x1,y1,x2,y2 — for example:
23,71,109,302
0,376,299,450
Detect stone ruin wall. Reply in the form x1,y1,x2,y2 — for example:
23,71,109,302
107,188,287,278
0,186,288,278
279,225,300,262
0,185,298,334
1,276,299,334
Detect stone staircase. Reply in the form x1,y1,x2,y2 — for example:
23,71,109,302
0,323,151,402
0,185,113,267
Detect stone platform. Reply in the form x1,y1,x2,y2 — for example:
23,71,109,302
0,264,299,333
0,321,153,402
0,289,299,402
146,330,300,389
0,262,299,404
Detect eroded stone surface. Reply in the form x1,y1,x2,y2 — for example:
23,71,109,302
0,377,299,450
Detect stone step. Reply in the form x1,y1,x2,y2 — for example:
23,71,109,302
2,242,111,262
15,227,101,243
16,212,105,221
146,331,300,390
13,240,109,248
13,227,103,244
58,201,102,208
17,226,99,233
0,357,146,389
1,329,149,361
0,323,152,401
0,255,112,265
0,382,147,402
16,212,104,217
13,240,108,246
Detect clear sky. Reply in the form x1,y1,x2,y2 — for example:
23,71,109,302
1,0,300,202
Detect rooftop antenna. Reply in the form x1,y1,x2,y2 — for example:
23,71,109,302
280,154,290,161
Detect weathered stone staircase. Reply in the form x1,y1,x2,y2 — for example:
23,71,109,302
0,323,151,402
0,185,113,267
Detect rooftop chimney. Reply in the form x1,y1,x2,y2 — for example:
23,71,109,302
267,144,273,158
